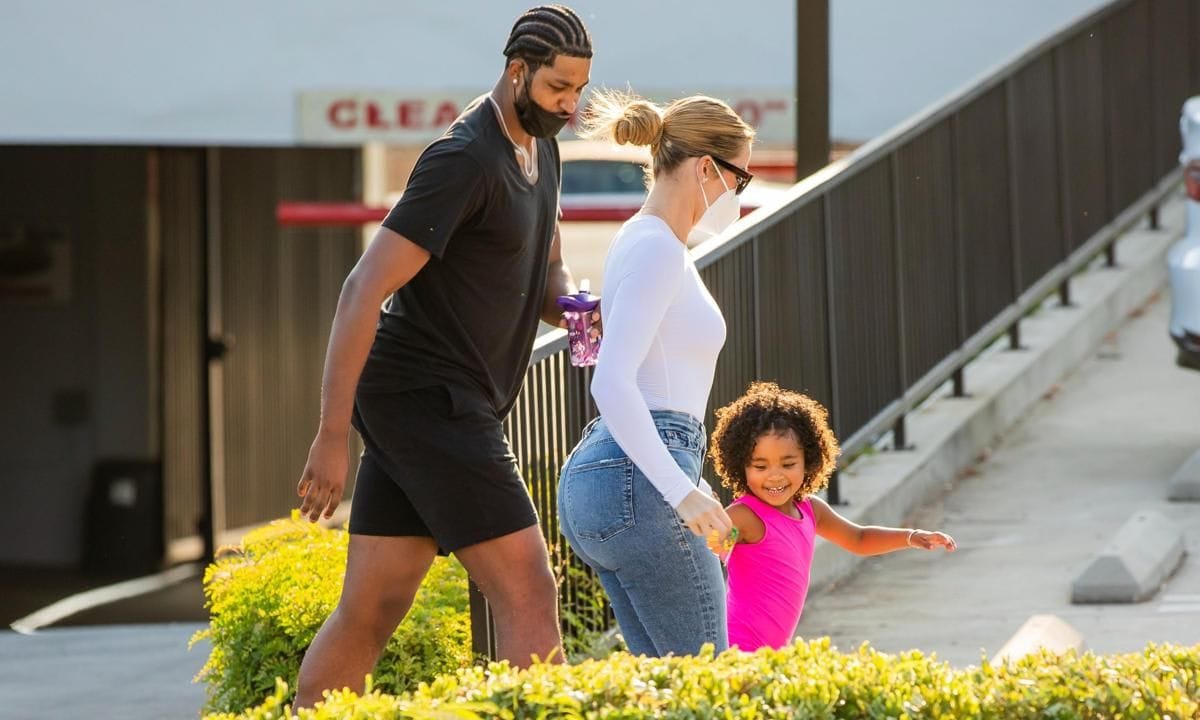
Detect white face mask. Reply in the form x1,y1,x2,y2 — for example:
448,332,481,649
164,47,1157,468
689,157,741,244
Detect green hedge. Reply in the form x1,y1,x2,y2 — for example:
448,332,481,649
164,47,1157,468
208,639,1199,719
191,513,471,714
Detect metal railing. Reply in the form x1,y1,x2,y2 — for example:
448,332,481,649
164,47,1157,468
472,0,1200,657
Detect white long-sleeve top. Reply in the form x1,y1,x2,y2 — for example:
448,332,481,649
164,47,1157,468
590,214,727,508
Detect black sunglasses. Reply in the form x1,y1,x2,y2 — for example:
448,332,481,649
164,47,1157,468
710,155,754,195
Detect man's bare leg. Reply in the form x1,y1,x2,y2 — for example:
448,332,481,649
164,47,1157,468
293,534,438,709
455,525,564,667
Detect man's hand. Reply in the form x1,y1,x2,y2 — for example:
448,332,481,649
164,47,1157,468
558,308,602,340
297,431,350,522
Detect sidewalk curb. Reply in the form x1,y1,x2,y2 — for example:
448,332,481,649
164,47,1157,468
9,564,201,634
807,193,1186,595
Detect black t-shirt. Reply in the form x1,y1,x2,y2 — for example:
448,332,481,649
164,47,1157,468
357,95,560,417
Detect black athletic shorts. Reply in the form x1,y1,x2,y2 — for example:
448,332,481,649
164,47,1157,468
348,383,539,554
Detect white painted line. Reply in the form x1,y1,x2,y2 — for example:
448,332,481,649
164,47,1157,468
1156,603,1200,614
9,563,202,635
1160,594,1200,603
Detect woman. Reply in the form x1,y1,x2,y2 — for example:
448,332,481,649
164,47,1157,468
557,91,755,656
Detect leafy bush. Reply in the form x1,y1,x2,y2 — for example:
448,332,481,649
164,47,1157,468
191,513,471,714
549,545,624,662
208,639,1199,719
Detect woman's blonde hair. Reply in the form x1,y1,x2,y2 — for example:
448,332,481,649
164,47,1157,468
580,90,755,183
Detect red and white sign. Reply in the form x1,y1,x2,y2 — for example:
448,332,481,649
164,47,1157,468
298,89,795,145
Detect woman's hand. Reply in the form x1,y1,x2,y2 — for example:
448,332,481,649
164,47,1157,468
676,489,733,539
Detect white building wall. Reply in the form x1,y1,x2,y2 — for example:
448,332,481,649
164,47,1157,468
2,0,1110,145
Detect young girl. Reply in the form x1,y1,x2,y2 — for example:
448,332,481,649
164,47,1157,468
707,381,957,652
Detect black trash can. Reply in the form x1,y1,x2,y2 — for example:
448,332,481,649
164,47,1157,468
83,459,164,576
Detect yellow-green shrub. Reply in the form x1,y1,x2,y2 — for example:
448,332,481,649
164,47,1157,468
209,639,1199,719
191,513,470,714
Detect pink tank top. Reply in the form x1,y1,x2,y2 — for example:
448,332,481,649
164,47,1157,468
726,494,816,652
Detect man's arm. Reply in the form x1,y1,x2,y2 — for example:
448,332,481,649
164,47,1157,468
298,226,431,521
315,227,430,435
540,224,577,325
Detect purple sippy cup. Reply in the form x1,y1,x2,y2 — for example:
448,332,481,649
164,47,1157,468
556,279,602,367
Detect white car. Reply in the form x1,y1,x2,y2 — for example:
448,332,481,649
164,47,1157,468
1171,97,1200,371
558,140,791,223
552,141,794,298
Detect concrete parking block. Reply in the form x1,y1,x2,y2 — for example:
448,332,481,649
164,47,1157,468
991,614,1085,664
1071,510,1186,603
1167,449,1200,501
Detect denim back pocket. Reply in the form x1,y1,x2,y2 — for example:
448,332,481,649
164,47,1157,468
561,454,635,542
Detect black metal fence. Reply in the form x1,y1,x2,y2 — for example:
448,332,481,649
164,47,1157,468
472,0,1200,657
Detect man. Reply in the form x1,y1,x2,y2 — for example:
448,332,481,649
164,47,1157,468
292,5,592,708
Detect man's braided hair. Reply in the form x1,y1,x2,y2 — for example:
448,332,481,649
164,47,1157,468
503,5,593,70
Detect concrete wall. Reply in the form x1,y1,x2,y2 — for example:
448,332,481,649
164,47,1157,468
2,0,1110,145
0,147,152,566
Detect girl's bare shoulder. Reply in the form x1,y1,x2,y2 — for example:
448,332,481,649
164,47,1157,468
728,501,766,544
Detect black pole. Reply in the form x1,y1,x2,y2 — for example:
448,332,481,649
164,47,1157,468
469,579,496,660
199,147,230,565
893,414,910,451
1008,322,1022,351
795,0,830,180
827,469,842,506
198,149,216,565
151,150,171,569
952,368,966,398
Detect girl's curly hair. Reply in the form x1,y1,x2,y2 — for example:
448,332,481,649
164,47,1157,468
709,381,840,499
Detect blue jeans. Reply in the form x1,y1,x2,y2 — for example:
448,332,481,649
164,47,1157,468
558,411,728,656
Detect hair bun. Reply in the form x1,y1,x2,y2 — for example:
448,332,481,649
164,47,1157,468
613,100,664,147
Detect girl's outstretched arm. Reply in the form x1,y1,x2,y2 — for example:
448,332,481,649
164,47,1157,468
810,496,957,556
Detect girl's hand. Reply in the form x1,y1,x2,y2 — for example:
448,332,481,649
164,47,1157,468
908,530,957,551
706,526,740,562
